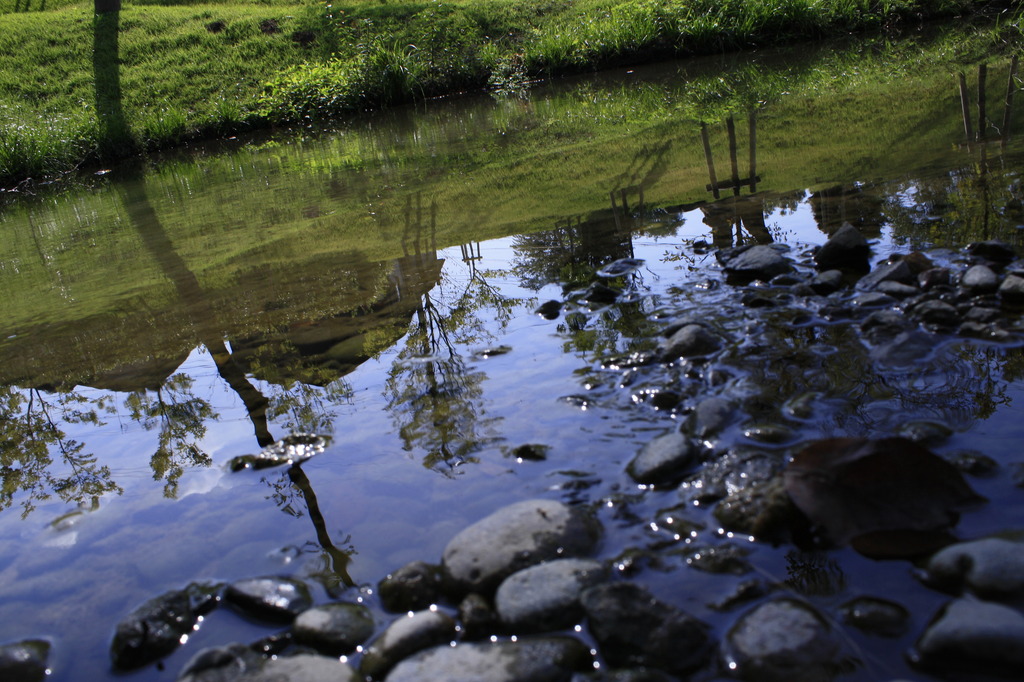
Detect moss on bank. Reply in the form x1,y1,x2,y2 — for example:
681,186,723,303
0,0,1018,187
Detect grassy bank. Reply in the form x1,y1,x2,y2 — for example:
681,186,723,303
0,0,1017,187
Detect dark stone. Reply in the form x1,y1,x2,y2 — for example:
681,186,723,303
852,291,895,308
963,305,1002,324
570,669,676,682
360,609,456,680
179,645,358,682
225,577,312,623
111,582,222,670
0,639,50,682
960,264,999,295
913,599,1024,676
911,299,960,328
442,499,602,596
722,245,793,281
840,596,910,637
998,273,1024,303
459,593,499,641
875,280,918,298
384,637,592,682
919,267,952,290
870,330,934,367
379,561,447,613
966,240,1016,264
692,396,733,439
293,602,375,655
923,538,1024,599
581,282,619,304
597,258,644,277
814,223,870,271
713,476,801,540
228,433,329,471
809,269,844,294
536,301,563,319
661,325,721,360
580,582,712,676
685,542,751,575
860,309,908,342
856,260,914,291
627,431,698,485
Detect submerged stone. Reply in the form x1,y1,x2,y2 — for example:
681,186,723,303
225,577,312,622
179,645,358,682
111,582,222,670
459,593,499,641
840,596,910,637
580,582,712,676
721,245,793,281
292,602,375,655
229,433,329,471
661,324,721,360
960,264,999,295
627,431,698,485
856,260,914,291
442,499,602,596
495,558,608,632
383,637,592,682
378,561,447,613
723,598,845,682
692,396,734,439
0,639,50,682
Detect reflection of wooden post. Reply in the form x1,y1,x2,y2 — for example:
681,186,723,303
959,72,974,144
726,115,740,196
977,64,987,141
701,122,720,200
1003,56,1018,144
748,112,758,193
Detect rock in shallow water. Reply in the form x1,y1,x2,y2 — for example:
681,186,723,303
913,599,1024,676
840,596,910,637
378,560,447,613
179,645,358,682
723,598,846,682
383,637,592,682
442,499,602,596
111,582,221,670
580,582,712,676
495,558,608,632
814,223,870,271
627,431,698,485
0,639,50,682
225,577,312,623
923,537,1024,599
360,609,457,680
292,602,375,655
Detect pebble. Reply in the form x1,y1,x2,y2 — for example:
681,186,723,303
292,602,375,655
913,598,1024,675
923,537,1024,598
627,431,698,484
360,609,457,680
383,636,592,682
0,639,50,682
224,576,312,622
442,499,602,595
378,561,447,613
495,558,608,632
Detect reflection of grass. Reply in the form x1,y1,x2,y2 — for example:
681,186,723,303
0,0,1014,185
0,28,1020,385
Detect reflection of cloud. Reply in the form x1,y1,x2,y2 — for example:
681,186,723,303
176,467,228,499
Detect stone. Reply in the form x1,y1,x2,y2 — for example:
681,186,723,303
179,646,358,682
580,582,712,675
713,476,800,540
360,609,457,680
228,433,329,471
685,451,778,504
224,577,312,622
814,223,871,271
923,538,1024,599
111,582,222,670
661,324,721,360
722,245,793,281
723,598,844,682
998,273,1024,303
536,301,563,319
840,596,909,637
442,499,602,595
495,559,608,632
293,602,375,655
570,670,676,682
913,599,1024,676
383,637,592,682
378,561,447,613
860,309,908,342
856,260,915,291
966,240,1016,264
627,431,698,485
875,281,918,298
919,267,952,290
911,300,960,328
692,396,733,439
809,269,844,294
960,264,999,295
684,542,751,575
459,593,499,640
581,282,619,304
0,639,50,682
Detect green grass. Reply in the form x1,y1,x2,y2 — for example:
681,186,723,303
0,0,1017,186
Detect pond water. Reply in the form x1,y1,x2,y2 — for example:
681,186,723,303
2,25,1024,682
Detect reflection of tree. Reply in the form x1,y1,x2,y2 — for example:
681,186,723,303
385,262,524,475
0,386,121,518
124,373,215,498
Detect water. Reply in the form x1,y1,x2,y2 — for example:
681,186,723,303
2,27,1024,681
